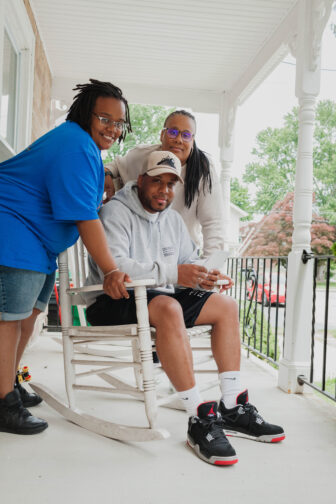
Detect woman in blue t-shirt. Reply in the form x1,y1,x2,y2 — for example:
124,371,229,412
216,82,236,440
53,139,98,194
0,79,132,435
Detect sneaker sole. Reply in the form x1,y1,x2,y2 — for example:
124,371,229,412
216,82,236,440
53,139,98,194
0,422,48,435
224,429,285,443
21,400,43,408
187,437,238,466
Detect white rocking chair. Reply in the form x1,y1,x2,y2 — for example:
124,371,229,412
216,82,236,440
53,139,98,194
31,240,219,442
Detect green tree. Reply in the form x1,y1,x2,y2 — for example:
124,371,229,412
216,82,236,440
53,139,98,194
243,100,336,224
230,177,253,220
104,103,174,163
313,101,336,224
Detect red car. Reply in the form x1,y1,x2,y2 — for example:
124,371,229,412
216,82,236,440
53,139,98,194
246,273,286,306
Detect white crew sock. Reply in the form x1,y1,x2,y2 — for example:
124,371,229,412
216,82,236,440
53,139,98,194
219,371,242,409
177,384,202,417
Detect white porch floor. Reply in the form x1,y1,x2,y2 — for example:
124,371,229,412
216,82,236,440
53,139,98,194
1,333,335,504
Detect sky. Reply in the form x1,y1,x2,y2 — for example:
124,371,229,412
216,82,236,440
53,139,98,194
194,7,336,182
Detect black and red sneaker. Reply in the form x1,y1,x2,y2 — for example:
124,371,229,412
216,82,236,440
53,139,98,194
187,401,238,466
219,390,285,443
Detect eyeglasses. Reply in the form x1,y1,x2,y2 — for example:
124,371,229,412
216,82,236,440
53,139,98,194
92,113,125,131
162,128,194,142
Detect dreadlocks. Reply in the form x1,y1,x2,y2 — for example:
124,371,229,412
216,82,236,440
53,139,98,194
66,79,132,143
163,110,212,208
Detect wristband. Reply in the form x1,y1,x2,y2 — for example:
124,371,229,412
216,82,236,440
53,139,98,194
104,268,119,278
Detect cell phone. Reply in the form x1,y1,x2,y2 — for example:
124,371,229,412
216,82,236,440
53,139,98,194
203,251,229,271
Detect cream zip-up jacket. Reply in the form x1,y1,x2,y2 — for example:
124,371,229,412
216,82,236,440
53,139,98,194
105,144,225,257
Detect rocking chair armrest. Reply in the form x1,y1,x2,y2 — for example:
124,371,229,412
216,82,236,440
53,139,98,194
67,278,156,295
67,279,227,295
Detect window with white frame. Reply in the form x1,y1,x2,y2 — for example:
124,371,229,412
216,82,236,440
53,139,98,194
1,30,18,148
0,0,35,161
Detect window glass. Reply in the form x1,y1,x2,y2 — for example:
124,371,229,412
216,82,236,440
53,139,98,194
0,30,17,148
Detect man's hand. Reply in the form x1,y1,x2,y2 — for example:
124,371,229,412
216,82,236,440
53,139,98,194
103,174,115,204
177,264,208,288
103,270,131,299
199,269,234,292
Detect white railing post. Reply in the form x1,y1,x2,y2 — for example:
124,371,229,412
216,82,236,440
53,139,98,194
58,250,77,407
278,0,333,393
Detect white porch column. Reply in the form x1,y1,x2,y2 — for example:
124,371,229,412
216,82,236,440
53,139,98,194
218,93,237,252
278,0,333,393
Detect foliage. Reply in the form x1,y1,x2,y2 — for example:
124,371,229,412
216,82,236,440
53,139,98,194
331,3,336,37
230,177,253,220
313,101,336,225
243,100,336,224
104,103,174,163
332,23,336,36
243,110,298,214
242,193,336,257
315,377,336,399
240,302,280,363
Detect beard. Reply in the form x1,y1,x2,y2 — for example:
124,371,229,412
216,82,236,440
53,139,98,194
139,193,172,213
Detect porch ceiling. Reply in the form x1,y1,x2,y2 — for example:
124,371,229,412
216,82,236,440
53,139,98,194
29,0,298,112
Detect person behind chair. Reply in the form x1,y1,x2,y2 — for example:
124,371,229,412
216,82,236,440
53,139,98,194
0,79,132,436
85,150,285,466
104,109,224,257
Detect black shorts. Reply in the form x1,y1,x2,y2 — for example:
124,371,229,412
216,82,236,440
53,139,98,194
86,288,214,328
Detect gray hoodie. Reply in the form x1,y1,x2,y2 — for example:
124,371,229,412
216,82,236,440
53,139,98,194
85,181,201,306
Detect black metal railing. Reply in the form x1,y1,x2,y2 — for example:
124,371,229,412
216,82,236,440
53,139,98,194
225,256,288,367
226,253,336,402
298,254,336,402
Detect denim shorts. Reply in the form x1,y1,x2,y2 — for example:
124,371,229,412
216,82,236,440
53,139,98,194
0,265,56,321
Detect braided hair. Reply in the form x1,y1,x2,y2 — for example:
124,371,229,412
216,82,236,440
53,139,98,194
66,78,132,142
163,110,212,208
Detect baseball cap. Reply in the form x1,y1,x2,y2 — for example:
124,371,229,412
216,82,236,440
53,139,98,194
144,151,184,184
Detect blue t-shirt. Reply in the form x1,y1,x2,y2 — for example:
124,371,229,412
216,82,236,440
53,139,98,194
0,121,104,273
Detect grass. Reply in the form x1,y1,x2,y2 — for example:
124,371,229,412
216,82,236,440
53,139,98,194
239,304,280,363
329,329,336,339
315,377,336,399
316,328,336,339
316,281,336,288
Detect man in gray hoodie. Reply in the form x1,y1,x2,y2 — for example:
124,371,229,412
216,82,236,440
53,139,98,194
86,151,285,466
